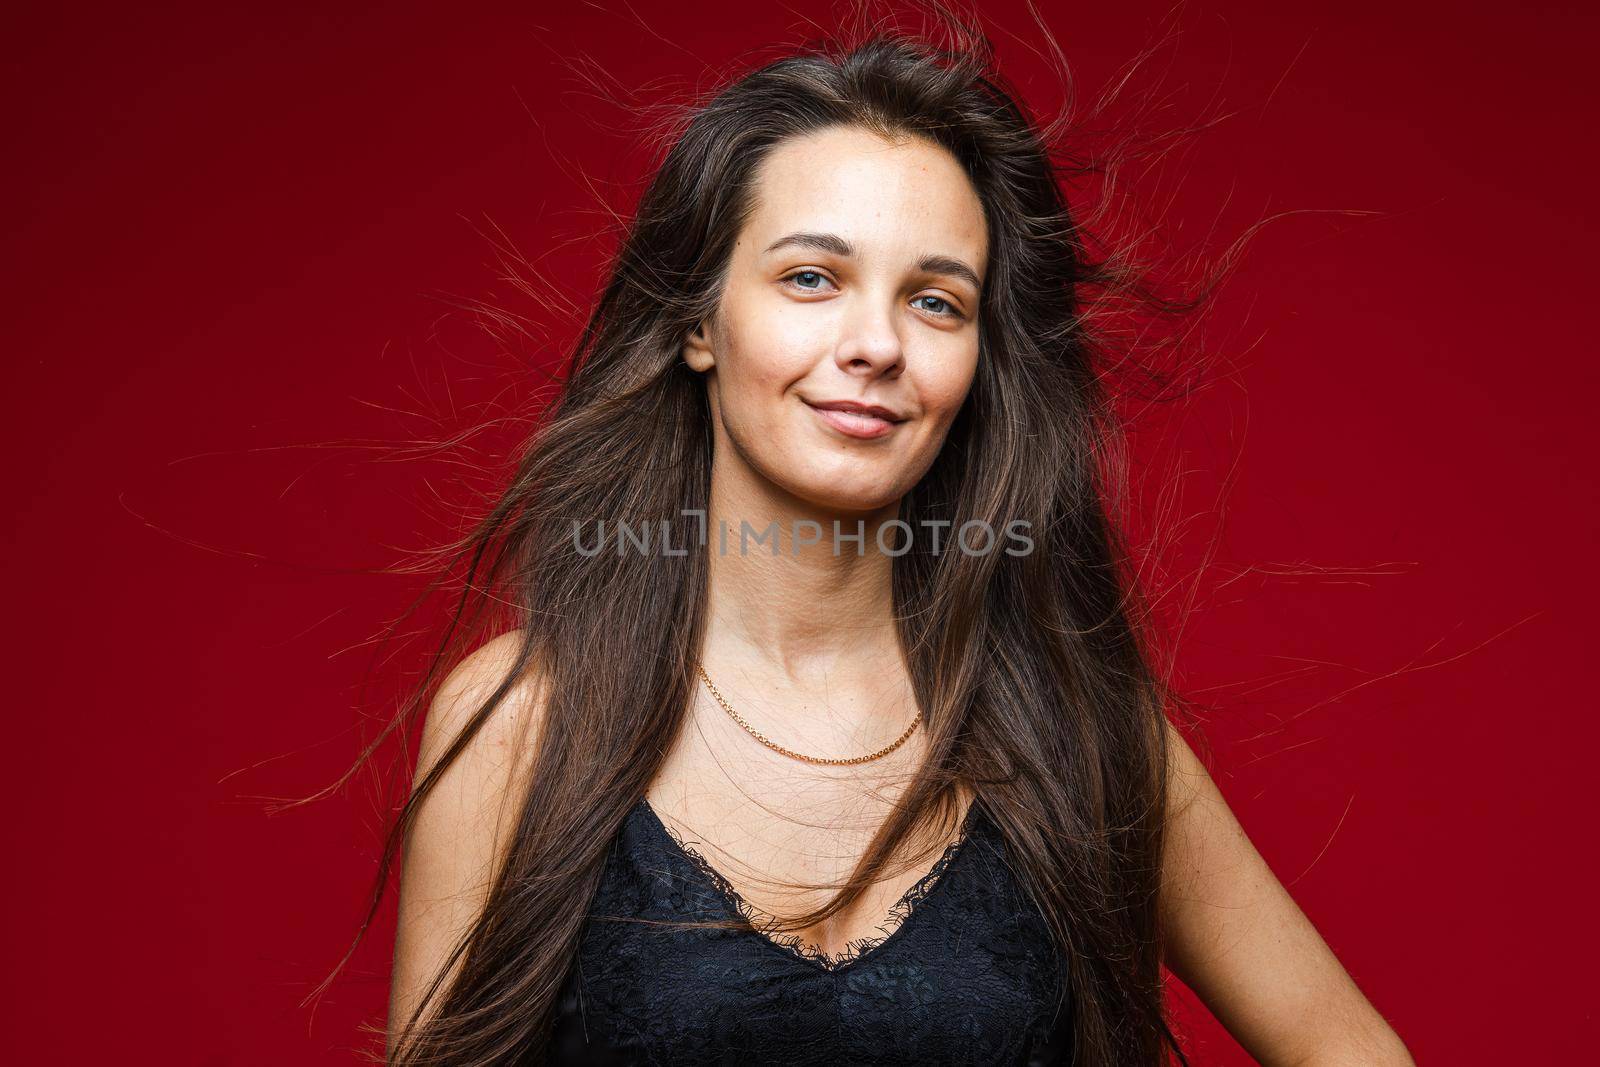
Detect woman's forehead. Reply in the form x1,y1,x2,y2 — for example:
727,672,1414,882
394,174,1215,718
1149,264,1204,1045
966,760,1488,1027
741,127,988,274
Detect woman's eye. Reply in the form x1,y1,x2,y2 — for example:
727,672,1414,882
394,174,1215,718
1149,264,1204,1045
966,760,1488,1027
784,270,830,292
915,295,962,319
781,272,964,321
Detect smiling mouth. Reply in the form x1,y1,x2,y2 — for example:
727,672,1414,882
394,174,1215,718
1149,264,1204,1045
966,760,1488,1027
803,399,904,440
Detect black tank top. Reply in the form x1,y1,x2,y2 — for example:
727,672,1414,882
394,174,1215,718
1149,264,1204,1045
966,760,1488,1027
548,796,1075,1065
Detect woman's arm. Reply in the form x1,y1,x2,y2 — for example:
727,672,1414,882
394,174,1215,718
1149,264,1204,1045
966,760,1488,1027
1160,721,1414,1066
387,631,546,1055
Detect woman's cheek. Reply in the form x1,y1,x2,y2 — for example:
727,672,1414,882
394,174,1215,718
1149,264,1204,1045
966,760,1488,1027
923,360,978,425
729,307,816,384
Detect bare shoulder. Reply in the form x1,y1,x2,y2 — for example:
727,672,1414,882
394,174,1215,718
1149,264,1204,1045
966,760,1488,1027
390,628,551,1045
1161,718,1211,807
414,628,550,783
1157,717,1414,1064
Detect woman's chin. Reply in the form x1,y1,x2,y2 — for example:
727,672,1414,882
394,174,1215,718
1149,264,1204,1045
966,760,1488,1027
788,480,903,518
747,455,917,520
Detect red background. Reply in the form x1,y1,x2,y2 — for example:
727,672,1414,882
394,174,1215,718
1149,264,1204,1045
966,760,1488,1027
6,1,1594,1062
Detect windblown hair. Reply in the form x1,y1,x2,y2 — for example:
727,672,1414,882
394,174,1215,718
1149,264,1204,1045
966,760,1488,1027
335,9,1222,1065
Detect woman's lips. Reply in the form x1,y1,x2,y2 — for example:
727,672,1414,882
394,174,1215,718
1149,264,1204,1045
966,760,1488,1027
805,401,901,439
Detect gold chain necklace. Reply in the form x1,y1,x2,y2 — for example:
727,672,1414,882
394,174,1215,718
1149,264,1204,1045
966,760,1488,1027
692,661,922,766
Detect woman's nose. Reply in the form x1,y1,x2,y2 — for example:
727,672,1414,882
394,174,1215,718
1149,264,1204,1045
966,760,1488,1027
833,298,905,376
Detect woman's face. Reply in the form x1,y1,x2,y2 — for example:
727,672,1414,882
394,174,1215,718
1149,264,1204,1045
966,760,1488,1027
684,124,989,515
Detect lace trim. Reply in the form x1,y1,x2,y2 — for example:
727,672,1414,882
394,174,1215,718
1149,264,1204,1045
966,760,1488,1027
642,800,983,973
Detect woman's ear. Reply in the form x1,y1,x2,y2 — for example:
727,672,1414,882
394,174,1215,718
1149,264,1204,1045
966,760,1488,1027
683,320,716,373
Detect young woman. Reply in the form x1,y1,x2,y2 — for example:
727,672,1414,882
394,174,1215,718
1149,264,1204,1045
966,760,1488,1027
376,21,1414,1067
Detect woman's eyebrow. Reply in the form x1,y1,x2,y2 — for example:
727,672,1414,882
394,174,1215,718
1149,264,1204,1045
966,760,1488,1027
763,230,855,257
762,231,983,293
915,254,983,295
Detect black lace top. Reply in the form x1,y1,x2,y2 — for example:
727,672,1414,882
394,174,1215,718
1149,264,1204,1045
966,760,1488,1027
547,797,1074,1065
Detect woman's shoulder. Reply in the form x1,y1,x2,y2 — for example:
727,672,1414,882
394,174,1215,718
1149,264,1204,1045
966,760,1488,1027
406,629,552,847
418,628,549,774
390,629,549,1039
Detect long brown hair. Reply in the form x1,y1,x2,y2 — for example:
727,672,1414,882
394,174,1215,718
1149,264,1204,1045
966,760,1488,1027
333,8,1228,1064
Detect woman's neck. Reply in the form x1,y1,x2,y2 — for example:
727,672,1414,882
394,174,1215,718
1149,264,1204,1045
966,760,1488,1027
700,473,906,687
